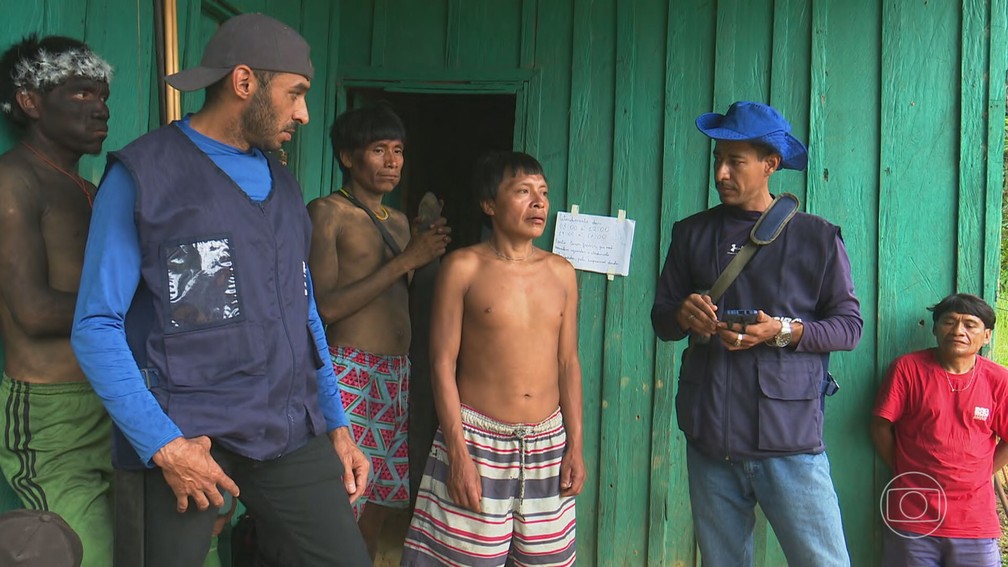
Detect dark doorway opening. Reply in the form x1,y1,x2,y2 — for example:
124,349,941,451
346,89,516,249
342,90,517,505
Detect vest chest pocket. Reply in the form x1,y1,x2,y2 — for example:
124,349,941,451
161,322,267,387
163,236,242,331
756,357,823,452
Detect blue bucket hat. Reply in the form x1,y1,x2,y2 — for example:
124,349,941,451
695,101,808,171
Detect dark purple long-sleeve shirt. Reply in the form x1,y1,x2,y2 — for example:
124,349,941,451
652,205,862,459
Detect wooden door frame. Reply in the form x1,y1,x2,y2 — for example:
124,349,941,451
320,71,542,203
333,69,541,156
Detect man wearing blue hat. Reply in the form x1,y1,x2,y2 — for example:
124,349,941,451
652,101,862,566
71,13,371,566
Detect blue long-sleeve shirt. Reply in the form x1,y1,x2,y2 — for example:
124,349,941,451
72,117,348,465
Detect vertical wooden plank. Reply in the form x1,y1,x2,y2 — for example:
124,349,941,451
176,0,207,116
878,0,959,374
45,1,87,38
519,0,542,179
650,0,717,564
710,0,773,210
332,88,349,189
566,0,616,562
453,0,522,69
520,0,536,68
80,0,155,182
513,82,528,151
294,0,336,202
958,0,987,296
595,1,627,562
381,0,448,70
520,0,544,168
371,0,387,67
712,0,773,110
984,0,1007,305
533,1,571,248
809,1,884,565
445,0,461,68
0,3,44,52
368,0,387,67
768,0,811,207
322,0,344,197
336,0,373,68
523,71,542,159
599,0,667,563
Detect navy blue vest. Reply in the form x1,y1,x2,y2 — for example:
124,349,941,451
112,124,326,461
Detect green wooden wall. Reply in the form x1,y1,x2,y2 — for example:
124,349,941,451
2,1,1006,566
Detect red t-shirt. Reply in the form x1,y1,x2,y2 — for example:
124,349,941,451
874,349,1008,537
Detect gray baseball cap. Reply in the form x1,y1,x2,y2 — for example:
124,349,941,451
166,13,314,91
0,510,83,566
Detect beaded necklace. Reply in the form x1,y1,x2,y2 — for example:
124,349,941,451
339,188,388,220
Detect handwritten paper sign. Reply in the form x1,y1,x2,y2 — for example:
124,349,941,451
552,211,635,277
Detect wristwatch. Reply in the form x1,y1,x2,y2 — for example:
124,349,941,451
767,317,801,347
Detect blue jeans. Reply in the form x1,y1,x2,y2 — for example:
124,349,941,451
686,443,850,567
882,528,1000,567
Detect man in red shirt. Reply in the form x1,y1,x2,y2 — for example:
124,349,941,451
872,293,1008,566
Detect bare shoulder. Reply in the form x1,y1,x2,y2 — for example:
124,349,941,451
442,245,481,271
439,246,488,282
0,151,40,210
542,250,576,279
307,192,354,232
307,192,353,218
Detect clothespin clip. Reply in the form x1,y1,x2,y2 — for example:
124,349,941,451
607,267,615,281
571,204,580,217
617,209,626,221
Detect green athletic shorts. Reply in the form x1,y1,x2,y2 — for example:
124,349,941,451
0,374,113,567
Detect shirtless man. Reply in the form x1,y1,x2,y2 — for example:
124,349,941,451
0,35,112,566
308,105,449,557
401,151,585,566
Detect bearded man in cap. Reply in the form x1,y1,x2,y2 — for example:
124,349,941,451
71,13,371,565
651,101,862,566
